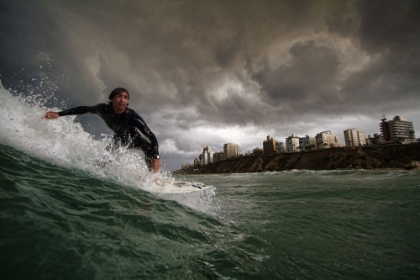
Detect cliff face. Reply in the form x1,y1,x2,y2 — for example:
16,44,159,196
176,143,420,174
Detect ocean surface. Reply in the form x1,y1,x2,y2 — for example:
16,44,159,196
1,85,420,279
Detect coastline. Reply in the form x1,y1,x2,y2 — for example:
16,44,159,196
174,142,420,174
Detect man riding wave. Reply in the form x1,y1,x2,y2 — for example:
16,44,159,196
44,87,161,173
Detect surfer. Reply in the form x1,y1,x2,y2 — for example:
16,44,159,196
43,87,161,173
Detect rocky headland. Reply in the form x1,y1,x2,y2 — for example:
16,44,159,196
174,143,420,174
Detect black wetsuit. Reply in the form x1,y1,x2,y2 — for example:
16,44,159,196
58,103,159,170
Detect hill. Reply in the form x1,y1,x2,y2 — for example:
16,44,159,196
174,143,420,174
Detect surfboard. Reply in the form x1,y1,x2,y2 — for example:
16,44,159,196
147,179,212,194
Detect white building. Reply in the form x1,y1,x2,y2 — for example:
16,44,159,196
286,134,300,152
343,128,366,147
315,131,341,149
201,146,214,165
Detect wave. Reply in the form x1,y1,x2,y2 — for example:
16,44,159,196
0,144,267,279
2,129,419,279
0,81,216,210
1,81,149,176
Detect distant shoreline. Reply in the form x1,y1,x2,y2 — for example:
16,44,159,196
174,143,420,174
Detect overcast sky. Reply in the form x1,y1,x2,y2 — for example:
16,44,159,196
1,0,419,170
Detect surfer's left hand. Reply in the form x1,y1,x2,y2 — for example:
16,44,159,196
43,111,59,120
152,158,160,173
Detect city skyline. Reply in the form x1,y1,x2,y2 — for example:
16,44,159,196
189,114,417,167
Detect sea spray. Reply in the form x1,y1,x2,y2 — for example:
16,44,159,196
0,81,216,208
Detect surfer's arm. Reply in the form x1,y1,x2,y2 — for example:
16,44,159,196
131,113,160,159
130,112,160,173
44,105,100,119
151,158,161,173
43,111,60,119
57,106,98,116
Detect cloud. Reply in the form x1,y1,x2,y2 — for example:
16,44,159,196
258,40,340,110
1,0,419,171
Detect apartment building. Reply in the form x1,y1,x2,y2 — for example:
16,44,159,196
213,151,225,162
224,143,240,158
263,135,278,154
343,128,366,147
201,146,214,165
276,141,285,153
315,130,341,149
380,115,415,143
299,135,317,151
286,134,300,152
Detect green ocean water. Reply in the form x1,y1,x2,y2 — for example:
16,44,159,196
1,144,420,279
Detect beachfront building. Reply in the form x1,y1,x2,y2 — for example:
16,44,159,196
224,143,240,159
201,146,214,165
286,134,300,152
276,141,285,153
213,151,225,162
194,157,201,166
380,115,416,143
366,134,381,145
263,135,278,154
343,128,366,147
380,115,391,142
315,131,341,149
299,135,317,151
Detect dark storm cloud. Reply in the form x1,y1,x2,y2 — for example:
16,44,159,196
358,0,420,54
329,0,420,112
258,41,340,109
1,0,419,170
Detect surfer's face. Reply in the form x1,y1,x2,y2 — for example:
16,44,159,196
111,91,129,113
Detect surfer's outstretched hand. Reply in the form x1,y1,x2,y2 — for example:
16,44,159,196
43,111,59,120
152,158,161,173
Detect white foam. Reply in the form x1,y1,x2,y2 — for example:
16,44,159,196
0,80,217,212
0,83,157,186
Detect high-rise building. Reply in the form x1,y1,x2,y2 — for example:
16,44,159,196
315,131,341,149
263,135,278,154
380,114,391,141
202,146,214,165
343,128,366,147
286,134,300,152
299,135,317,151
223,143,239,158
380,115,416,143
